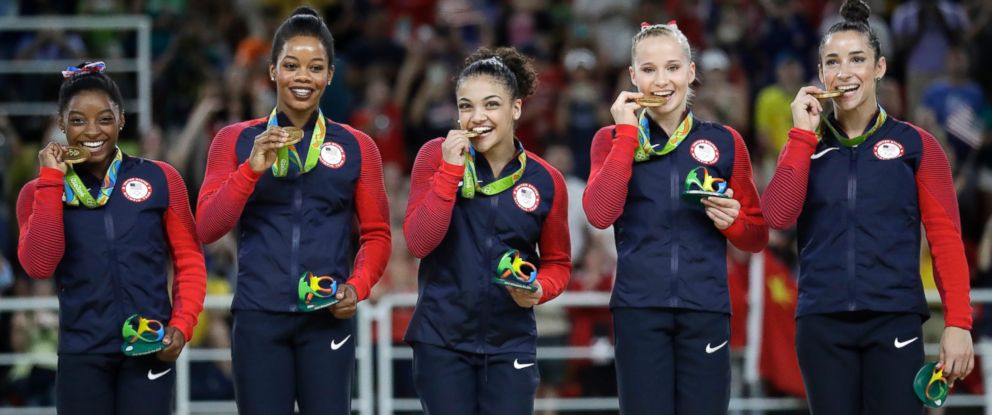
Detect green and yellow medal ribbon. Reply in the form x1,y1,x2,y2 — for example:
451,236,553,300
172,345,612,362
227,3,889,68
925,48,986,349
461,140,527,199
634,110,694,162
819,107,887,147
268,108,326,177
63,148,122,208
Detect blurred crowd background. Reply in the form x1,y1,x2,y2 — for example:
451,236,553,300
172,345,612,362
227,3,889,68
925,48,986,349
0,0,991,412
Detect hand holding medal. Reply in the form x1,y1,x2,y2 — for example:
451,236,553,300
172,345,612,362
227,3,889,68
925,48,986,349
121,314,166,356
791,86,826,132
681,167,740,230
297,271,340,311
493,250,543,307
248,126,291,173
914,362,948,408
610,91,645,127
38,142,70,173
442,129,472,166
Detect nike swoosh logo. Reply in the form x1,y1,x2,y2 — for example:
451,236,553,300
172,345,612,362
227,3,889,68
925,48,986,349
894,337,919,349
811,147,839,159
331,335,352,351
513,359,535,369
147,368,171,380
705,340,729,354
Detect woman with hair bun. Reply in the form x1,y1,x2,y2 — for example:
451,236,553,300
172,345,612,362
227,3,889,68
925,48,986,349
402,46,571,414
762,0,974,412
196,6,391,414
17,61,206,414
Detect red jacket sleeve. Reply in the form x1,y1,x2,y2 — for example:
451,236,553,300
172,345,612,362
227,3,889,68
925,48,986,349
583,125,639,229
760,128,819,229
16,167,67,279
196,121,263,244
531,155,572,304
720,127,768,252
912,126,972,329
152,161,207,341
338,124,392,302
403,138,465,258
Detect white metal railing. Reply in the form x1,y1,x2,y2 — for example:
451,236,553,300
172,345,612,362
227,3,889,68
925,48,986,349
372,287,992,414
0,16,152,133
0,294,374,415
3,288,992,414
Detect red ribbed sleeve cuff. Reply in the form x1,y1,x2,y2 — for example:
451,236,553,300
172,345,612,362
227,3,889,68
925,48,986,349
16,168,67,279
720,127,768,252
196,121,262,244
152,161,207,341
912,125,972,329
761,128,818,229
583,125,638,229
531,155,572,304
338,124,391,302
403,138,463,258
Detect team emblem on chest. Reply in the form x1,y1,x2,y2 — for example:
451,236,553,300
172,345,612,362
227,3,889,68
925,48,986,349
873,140,904,160
319,142,346,168
513,183,540,212
690,139,719,165
122,178,152,202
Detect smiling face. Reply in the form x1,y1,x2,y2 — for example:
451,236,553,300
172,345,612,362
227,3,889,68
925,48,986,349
270,35,333,120
456,75,521,154
59,89,123,165
629,34,695,117
818,30,886,113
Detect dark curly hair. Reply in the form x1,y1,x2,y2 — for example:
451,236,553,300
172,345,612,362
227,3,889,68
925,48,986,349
456,47,538,100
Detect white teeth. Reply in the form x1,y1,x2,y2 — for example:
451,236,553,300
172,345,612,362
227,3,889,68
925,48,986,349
471,127,493,134
838,85,859,92
291,88,312,97
81,142,103,148
654,91,674,97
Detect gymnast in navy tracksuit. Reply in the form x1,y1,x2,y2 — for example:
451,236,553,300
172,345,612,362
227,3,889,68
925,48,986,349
584,23,768,415
16,63,206,415
195,8,391,415
762,1,974,413
403,47,572,415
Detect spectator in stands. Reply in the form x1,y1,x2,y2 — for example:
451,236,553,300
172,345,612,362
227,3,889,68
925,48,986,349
892,0,969,112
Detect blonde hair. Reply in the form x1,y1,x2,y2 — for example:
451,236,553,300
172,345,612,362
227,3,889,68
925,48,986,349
631,23,693,65
630,22,696,104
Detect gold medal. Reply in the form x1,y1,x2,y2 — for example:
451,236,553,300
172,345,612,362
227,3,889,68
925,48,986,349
283,127,304,145
63,146,91,164
635,95,668,107
812,90,844,99
464,130,481,138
